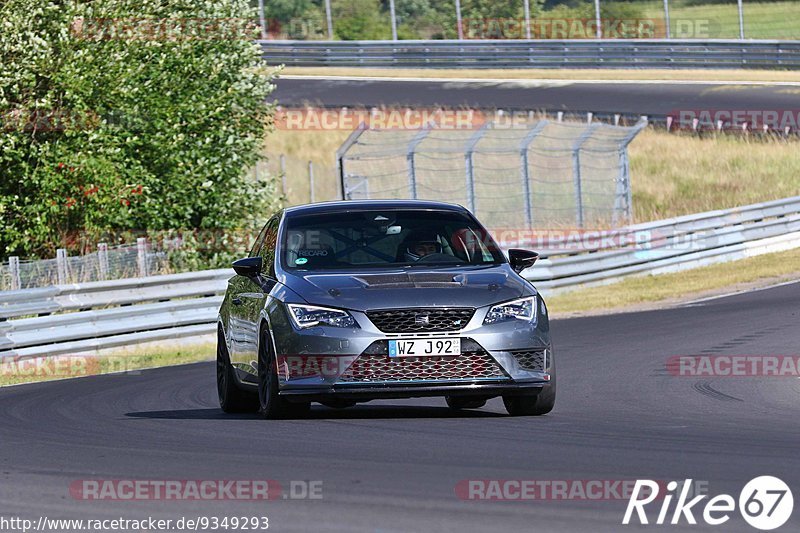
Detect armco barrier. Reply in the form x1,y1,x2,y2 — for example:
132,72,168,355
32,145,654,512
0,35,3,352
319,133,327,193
1,196,800,359
261,39,800,69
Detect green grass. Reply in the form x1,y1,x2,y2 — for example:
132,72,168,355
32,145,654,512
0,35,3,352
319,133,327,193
0,343,213,387
547,246,800,315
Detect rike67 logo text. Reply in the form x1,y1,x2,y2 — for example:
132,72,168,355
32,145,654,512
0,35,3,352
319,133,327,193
623,477,793,530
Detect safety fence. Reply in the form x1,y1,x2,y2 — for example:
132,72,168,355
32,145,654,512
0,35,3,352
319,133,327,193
259,0,800,41
2,196,799,359
0,239,168,292
337,118,646,229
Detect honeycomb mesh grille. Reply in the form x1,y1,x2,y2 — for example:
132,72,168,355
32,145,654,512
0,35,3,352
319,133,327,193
511,350,546,372
337,352,507,383
366,308,475,333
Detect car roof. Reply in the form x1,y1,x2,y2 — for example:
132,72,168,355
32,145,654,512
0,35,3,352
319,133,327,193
283,199,471,216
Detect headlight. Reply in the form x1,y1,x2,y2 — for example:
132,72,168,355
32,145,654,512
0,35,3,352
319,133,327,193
483,296,537,325
287,304,357,329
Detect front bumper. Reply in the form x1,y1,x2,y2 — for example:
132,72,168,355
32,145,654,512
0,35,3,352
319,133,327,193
269,303,553,401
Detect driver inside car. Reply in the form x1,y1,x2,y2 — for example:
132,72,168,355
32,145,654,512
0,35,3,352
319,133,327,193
402,230,444,262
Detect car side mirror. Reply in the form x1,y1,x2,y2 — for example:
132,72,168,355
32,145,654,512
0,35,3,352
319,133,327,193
508,249,538,274
232,256,262,278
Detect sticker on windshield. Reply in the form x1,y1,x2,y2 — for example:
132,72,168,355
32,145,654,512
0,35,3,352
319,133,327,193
296,257,308,265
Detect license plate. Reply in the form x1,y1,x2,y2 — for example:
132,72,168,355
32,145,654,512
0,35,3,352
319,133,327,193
388,338,461,357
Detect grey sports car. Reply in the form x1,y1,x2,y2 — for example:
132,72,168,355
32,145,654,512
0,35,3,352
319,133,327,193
217,200,555,418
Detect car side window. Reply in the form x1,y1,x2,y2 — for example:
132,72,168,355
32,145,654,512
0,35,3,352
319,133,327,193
258,216,280,278
249,222,270,258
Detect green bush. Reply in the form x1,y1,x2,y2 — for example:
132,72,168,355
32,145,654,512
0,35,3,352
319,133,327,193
333,0,392,40
0,0,278,261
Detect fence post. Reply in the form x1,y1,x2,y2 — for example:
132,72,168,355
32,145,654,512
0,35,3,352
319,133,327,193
464,122,491,214
407,124,433,199
594,0,602,38
279,153,288,200
308,160,316,203
97,243,109,281
663,0,671,39
571,124,599,228
519,120,549,229
335,122,368,200
325,0,334,39
9,256,21,291
523,0,532,39
389,0,398,41
455,0,463,40
257,0,267,39
615,118,648,225
137,238,148,277
56,249,68,285
737,0,745,39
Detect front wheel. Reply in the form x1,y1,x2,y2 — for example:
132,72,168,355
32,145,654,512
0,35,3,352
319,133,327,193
217,328,257,413
503,353,556,416
257,328,310,419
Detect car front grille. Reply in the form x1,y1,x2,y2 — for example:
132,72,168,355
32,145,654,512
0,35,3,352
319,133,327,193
365,308,475,333
511,350,546,372
337,351,507,383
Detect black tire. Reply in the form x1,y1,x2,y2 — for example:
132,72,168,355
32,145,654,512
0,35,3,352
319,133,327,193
445,396,487,410
217,328,257,413
257,327,310,419
503,351,556,416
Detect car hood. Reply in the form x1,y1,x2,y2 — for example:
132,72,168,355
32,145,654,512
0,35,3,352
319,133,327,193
281,265,532,312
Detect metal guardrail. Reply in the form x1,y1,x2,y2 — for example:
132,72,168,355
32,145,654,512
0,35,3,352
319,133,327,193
261,39,800,69
1,196,799,359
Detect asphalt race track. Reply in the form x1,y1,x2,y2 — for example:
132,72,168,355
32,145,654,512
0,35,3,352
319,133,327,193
1,281,799,532
271,76,800,118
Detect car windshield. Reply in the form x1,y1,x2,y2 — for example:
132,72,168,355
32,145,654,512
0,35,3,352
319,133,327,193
282,209,505,270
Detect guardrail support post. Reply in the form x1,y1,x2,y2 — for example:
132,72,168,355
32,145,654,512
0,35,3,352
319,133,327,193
97,243,109,281
9,256,21,291
137,238,148,277
519,120,549,229
56,249,68,285
464,122,491,214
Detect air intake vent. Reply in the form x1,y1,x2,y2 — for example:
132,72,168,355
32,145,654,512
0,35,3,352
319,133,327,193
366,308,475,333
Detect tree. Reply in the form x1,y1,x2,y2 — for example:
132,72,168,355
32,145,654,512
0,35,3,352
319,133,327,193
0,0,278,259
